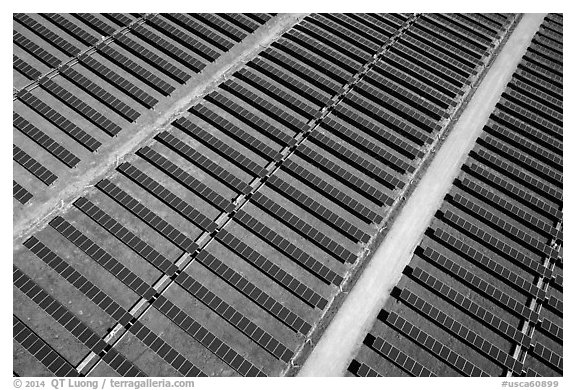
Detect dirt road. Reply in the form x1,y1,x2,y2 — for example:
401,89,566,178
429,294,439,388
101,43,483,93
298,13,547,377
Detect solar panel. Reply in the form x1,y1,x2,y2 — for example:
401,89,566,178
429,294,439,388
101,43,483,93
190,14,247,42
364,69,447,119
472,146,562,202
382,310,488,376
309,14,381,53
13,55,42,80
538,318,563,342
397,288,524,375
73,13,118,35
13,266,145,376
531,342,562,373
13,145,58,186
196,250,311,334
74,197,179,277
164,13,234,51
18,90,102,152
261,47,342,94
380,51,461,98
296,143,393,206
410,262,537,337
96,179,199,254
13,31,61,68
215,229,327,309
465,161,562,221
48,216,157,301
365,334,436,377
153,296,266,376
425,15,490,49
390,42,467,87
13,316,79,377
234,68,319,119
102,13,135,27
134,147,233,213
14,14,81,57
40,13,100,46
13,181,33,204
333,104,427,157
13,112,81,168
434,229,546,301
117,160,221,230
206,91,297,147
233,209,343,286
223,13,261,32
310,129,406,190
172,117,266,177
288,26,366,71
282,158,381,224
175,268,295,362
156,131,251,194
294,19,372,63
59,65,140,122
399,34,475,77
267,173,370,243
113,33,190,84
40,78,122,136
273,38,353,84
220,79,310,133
407,25,479,66
251,190,358,263
450,191,554,256
129,23,205,72
348,359,381,377
128,320,206,376
322,116,416,173
486,118,562,169
189,103,282,161
97,44,175,96
343,94,433,146
146,15,219,62
441,208,552,279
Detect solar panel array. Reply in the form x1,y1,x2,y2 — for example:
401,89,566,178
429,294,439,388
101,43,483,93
349,14,562,377
13,13,273,205
14,13,520,377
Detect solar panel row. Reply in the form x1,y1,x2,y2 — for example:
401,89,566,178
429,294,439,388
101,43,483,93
431,229,547,301
18,90,102,152
13,316,79,377
381,310,488,376
134,148,234,213
196,250,312,335
96,179,199,254
397,288,523,375
13,266,145,376
13,55,42,80
215,229,328,309
233,210,344,286
151,295,266,376
13,181,33,204
206,91,297,147
251,190,358,263
266,174,370,243
117,161,220,231
156,131,251,194
281,159,382,224
172,117,267,177
13,145,58,186
365,334,436,377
